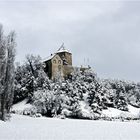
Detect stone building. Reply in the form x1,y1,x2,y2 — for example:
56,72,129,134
43,44,74,80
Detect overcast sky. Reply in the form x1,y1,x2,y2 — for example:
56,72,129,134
0,0,140,82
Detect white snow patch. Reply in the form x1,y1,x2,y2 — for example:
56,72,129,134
102,107,124,118
0,114,140,140
102,105,140,118
80,101,92,118
42,53,56,62
128,105,140,117
12,99,33,112
57,45,71,54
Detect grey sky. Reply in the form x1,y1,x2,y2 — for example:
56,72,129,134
0,0,140,82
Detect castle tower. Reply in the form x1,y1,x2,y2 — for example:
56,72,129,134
56,43,72,66
43,44,73,80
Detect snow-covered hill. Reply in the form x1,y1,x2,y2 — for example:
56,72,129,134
12,99,140,120
12,99,33,111
102,105,140,119
14,66,140,120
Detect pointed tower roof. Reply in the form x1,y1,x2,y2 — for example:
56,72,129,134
57,43,71,54
42,43,71,62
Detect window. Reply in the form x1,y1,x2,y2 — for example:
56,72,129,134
53,59,56,64
58,60,61,64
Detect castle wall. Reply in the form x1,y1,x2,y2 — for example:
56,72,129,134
57,52,72,65
63,65,74,78
65,53,72,65
51,55,63,80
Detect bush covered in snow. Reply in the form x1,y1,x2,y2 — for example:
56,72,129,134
102,79,140,109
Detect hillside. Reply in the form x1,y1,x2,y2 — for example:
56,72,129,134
13,56,140,120
12,98,140,120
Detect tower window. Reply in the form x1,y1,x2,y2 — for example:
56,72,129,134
58,60,61,64
53,59,56,64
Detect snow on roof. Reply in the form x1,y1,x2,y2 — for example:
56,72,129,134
56,43,71,54
42,53,56,62
42,44,71,62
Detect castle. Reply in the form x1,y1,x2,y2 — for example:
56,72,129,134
43,44,90,80
43,44,74,80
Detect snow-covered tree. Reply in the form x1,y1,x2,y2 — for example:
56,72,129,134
0,25,16,121
14,55,51,103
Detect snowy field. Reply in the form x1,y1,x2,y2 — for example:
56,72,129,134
0,114,140,140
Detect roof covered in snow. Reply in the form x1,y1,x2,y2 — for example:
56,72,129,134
42,54,56,62
42,44,71,62
56,43,71,54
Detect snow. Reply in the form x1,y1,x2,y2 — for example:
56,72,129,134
79,101,92,118
102,107,124,118
0,114,140,140
42,45,71,62
57,49,70,53
12,99,33,112
8,101,140,139
42,54,56,62
80,101,91,114
102,105,140,118
56,45,71,54
12,99,140,119
128,104,140,116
